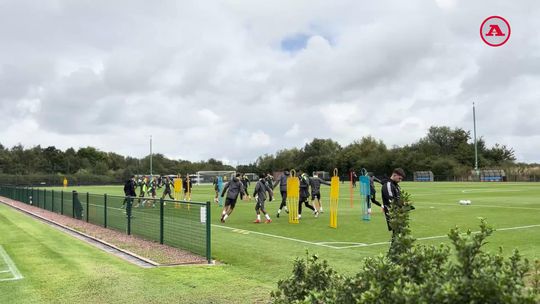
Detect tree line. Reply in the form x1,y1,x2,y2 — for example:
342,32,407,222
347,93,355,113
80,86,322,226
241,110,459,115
0,126,519,183
240,126,517,179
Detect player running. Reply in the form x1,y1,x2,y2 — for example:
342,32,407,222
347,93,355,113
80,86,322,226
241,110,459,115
212,176,220,203
298,170,317,219
135,175,147,208
161,176,174,200
273,170,290,218
220,173,246,223
240,173,251,200
264,173,274,201
309,173,331,214
252,173,273,223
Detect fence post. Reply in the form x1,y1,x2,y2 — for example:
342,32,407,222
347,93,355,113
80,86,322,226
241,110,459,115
104,194,108,228
52,191,55,212
86,192,89,223
44,189,47,210
126,196,131,236
61,191,64,215
37,189,40,208
206,201,211,264
72,191,75,218
159,198,164,244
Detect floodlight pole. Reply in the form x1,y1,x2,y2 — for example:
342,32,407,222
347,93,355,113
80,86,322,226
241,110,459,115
150,135,153,176
473,103,479,178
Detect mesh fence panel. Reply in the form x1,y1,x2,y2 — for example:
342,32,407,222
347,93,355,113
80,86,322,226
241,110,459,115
45,190,53,212
62,191,73,218
130,197,161,242
106,195,127,233
1,186,211,262
163,200,207,257
88,194,105,226
52,190,62,214
31,189,38,207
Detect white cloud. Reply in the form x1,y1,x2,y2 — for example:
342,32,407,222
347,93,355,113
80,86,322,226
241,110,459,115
285,124,300,138
1,0,540,163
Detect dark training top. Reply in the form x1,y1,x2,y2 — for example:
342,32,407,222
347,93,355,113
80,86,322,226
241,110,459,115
221,177,245,200
273,171,290,192
253,178,272,203
309,176,330,194
299,173,310,197
381,179,401,207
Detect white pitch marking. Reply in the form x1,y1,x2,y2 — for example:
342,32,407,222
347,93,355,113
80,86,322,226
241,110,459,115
461,189,522,193
424,202,540,211
0,245,23,281
212,224,341,249
331,224,540,249
213,223,540,250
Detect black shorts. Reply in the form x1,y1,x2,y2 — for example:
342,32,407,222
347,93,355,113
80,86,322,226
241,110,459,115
311,192,321,200
225,198,237,208
255,201,266,211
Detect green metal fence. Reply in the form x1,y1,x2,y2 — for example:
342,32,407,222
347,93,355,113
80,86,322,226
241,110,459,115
0,185,211,263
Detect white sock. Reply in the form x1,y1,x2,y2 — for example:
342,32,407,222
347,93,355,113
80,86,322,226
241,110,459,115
320,206,323,211
223,214,229,220
257,214,261,220
298,214,302,219
222,210,227,215
265,214,271,220
277,209,281,213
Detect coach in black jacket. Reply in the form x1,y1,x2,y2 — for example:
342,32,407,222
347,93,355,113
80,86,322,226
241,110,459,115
381,168,406,231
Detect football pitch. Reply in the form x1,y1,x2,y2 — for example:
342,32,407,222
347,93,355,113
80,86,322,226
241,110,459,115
1,182,539,303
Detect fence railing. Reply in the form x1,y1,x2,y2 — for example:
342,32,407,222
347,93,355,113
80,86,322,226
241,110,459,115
0,185,211,263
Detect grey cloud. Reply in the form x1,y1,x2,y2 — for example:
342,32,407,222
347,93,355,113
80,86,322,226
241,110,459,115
1,0,539,162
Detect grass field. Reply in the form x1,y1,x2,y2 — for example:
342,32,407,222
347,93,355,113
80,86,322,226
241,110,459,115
1,182,539,303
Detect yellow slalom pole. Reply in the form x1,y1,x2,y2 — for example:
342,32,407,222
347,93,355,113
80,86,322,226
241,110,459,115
330,168,340,228
286,170,300,224
174,175,183,209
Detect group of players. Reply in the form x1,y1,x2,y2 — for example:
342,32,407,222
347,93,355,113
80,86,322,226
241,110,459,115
124,168,409,233
217,168,409,234
123,174,193,208
218,170,343,224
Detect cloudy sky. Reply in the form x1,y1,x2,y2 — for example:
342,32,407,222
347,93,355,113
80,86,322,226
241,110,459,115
1,0,539,164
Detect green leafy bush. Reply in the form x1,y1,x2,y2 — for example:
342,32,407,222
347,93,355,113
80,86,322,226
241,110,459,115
271,191,538,303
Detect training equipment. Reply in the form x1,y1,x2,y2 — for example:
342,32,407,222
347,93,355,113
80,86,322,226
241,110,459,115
359,168,371,221
414,171,434,182
459,200,472,205
194,171,236,185
478,169,506,182
217,176,224,207
329,169,340,228
173,176,183,208
286,170,300,224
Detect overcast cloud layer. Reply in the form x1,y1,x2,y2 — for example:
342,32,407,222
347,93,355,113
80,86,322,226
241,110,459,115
1,0,539,164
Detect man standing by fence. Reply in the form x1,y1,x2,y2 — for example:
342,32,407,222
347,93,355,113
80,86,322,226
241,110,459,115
122,175,137,209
